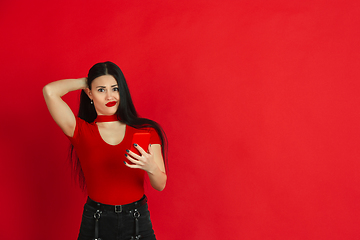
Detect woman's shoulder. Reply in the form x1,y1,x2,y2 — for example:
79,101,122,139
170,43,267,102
75,116,96,127
72,116,97,135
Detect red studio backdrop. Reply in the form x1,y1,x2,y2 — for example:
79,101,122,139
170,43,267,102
0,1,359,239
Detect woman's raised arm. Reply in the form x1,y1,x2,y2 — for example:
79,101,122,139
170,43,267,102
43,78,87,137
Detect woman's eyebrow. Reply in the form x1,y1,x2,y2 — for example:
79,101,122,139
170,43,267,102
95,85,118,88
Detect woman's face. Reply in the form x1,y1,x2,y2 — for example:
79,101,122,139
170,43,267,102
88,75,120,115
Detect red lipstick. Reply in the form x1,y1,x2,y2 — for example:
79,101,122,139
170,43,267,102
106,101,117,107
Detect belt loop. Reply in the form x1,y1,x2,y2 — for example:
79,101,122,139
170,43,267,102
93,203,102,240
131,209,141,240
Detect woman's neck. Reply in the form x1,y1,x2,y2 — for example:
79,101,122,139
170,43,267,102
94,114,119,123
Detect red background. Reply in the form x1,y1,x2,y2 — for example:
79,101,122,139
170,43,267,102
1,0,359,239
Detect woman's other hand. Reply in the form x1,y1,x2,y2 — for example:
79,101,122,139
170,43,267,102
124,143,167,191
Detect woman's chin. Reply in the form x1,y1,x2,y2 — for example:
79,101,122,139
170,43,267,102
96,109,117,116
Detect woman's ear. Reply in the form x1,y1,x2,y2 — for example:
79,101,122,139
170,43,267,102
84,88,92,100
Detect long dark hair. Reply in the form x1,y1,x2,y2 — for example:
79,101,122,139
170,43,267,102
69,61,168,190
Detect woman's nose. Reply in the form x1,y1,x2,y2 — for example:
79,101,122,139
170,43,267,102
105,90,113,100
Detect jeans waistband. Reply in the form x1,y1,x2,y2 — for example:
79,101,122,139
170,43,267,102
86,195,147,213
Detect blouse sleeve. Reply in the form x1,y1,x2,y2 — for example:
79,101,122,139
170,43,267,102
65,116,85,146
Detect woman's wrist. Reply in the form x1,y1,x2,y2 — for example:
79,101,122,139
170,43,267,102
77,77,88,89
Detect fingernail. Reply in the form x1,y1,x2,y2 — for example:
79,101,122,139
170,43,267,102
126,149,129,153
125,154,128,157
123,161,126,165
134,143,138,147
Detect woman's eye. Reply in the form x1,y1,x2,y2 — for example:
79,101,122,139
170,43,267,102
98,89,105,92
113,87,119,92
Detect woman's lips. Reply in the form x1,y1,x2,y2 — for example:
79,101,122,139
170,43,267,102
106,101,117,107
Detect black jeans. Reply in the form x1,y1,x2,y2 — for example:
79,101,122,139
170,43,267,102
77,198,156,240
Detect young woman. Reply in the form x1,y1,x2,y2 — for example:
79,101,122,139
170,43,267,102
43,61,167,240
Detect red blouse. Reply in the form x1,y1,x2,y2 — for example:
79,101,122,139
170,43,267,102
67,117,161,205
